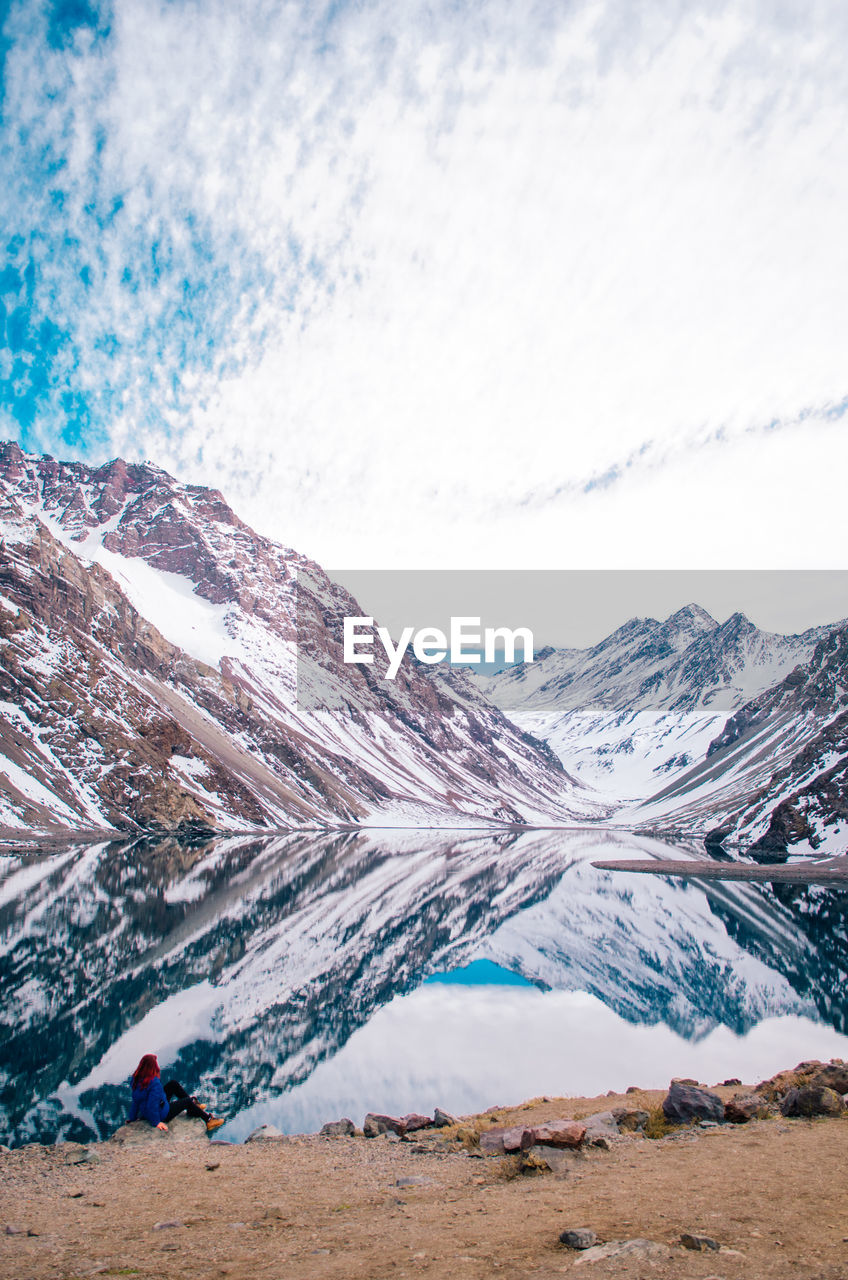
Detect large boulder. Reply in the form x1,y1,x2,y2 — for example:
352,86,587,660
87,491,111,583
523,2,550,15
780,1086,844,1118
809,1063,848,1095
110,1118,208,1145
662,1082,724,1124
755,1060,827,1102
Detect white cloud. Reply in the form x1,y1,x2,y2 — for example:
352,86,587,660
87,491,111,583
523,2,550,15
2,0,847,566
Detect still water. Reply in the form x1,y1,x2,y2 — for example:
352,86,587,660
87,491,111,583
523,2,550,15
1,827,847,1147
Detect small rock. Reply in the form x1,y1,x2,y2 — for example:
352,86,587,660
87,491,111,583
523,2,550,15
530,1119,586,1149
672,1077,699,1086
680,1234,720,1251
721,1078,742,1087
519,1148,555,1174
319,1119,356,1137
699,1120,719,1128
560,1228,598,1249
112,1117,207,1145
395,1176,432,1187
580,1111,620,1146
153,1220,184,1230
433,1107,457,1128
611,1108,649,1132
625,1086,641,1094
662,1081,725,1124
64,1145,100,1165
724,1094,771,1124
479,1125,535,1155
363,1113,406,1138
524,1144,578,1175
205,1161,220,1171
401,1113,432,1133
245,1124,286,1142
5,1225,25,1235
580,1110,619,1132
573,1239,670,1266
26,1228,38,1237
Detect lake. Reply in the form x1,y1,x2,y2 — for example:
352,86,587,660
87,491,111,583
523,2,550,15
1,827,847,1147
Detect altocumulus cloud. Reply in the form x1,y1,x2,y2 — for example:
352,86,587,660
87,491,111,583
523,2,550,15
1,0,847,567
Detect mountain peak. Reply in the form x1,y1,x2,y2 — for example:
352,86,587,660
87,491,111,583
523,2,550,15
717,611,757,638
664,603,717,633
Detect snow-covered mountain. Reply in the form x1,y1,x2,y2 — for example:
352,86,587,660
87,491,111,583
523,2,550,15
634,623,848,857
478,605,831,800
1,827,840,1146
0,442,598,832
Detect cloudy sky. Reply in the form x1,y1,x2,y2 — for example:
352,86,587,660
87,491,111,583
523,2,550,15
1,0,846,569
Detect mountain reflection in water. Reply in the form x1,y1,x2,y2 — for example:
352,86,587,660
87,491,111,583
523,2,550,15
1,827,847,1147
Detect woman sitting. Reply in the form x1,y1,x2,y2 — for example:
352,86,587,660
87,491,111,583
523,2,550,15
129,1053,225,1133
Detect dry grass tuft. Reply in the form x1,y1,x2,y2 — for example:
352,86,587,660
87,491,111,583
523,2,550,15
644,1104,678,1140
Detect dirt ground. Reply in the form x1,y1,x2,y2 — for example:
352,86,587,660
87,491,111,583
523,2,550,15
2,1088,848,1280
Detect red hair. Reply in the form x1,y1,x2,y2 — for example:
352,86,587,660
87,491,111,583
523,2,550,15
132,1054,160,1090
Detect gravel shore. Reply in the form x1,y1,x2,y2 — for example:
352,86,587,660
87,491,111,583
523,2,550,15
2,1085,847,1280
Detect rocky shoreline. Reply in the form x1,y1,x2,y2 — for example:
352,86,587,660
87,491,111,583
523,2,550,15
2,1058,847,1279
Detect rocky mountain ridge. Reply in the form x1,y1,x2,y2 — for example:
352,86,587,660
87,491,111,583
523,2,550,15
477,604,833,799
644,623,848,858
0,442,597,833
478,600,848,855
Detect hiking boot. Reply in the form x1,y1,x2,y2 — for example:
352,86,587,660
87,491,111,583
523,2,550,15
206,1116,225,1132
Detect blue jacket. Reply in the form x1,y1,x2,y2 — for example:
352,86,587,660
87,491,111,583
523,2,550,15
129,1076,168,1127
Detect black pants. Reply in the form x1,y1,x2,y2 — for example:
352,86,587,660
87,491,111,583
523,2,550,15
164,1080,209,1123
